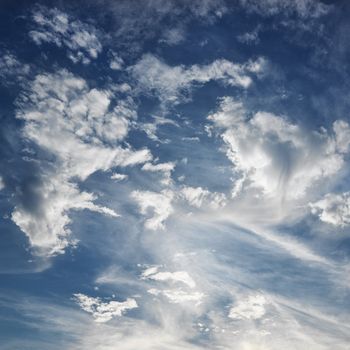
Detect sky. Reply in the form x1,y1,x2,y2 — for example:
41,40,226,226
0,0,350,349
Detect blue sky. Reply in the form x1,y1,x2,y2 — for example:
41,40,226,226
1,0,350,349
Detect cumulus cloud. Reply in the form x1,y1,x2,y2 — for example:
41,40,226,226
131,190,174,230
208,97,350,201
180,186,227,209
73,293,137,323
13,69,151,256
29,6,102,64
310,192,350,227
130,54,266,105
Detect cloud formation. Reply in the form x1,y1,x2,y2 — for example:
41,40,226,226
131,190,174,230
229,294,267,320
29,6,103,64
73,293,137,322
131,54,266,105
13,69,151,255
208,97,350,201
310,192,350,227
180,186,227,209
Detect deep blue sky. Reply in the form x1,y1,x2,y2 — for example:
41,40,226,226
1,1,350,349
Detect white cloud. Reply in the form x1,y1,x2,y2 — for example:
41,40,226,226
141,266,196,288
180,186,227,209
131,190,173,230
148,288,204,304
333,119,350,154
310,192,350,227
109,51,124,70
237,25,261,44
73,293,137,323
0,52,30,84
160,27,185,46
130,54,266,105
143,266,203,305
12,179,118,256
29,6,102,64
111,173,128,181
229,294,267,320
139,115,179,142
142,161,176,186
208,97,350,201
0,176,4,191
239,0,331,18
13,69,151,256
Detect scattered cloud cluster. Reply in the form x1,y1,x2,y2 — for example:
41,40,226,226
239,0,331,18
131,54,266,105
180,186,227,209
2,2,350,349
132,185,228,230
13,69,151,255
29,6,103,64
0,52,30,84
142,266,204,305
73,293,137,323
310,192,350,227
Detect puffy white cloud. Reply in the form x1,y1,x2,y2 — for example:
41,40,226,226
229,294,267,320
180,186,227,209
111,173,128,181
13,69,151,256
310,192,350,227
73,293,137,323
130,54,266,105
131,190,174,230
142,161,176,186
29,6,102,64
208,97,350,201
141,266,196,288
